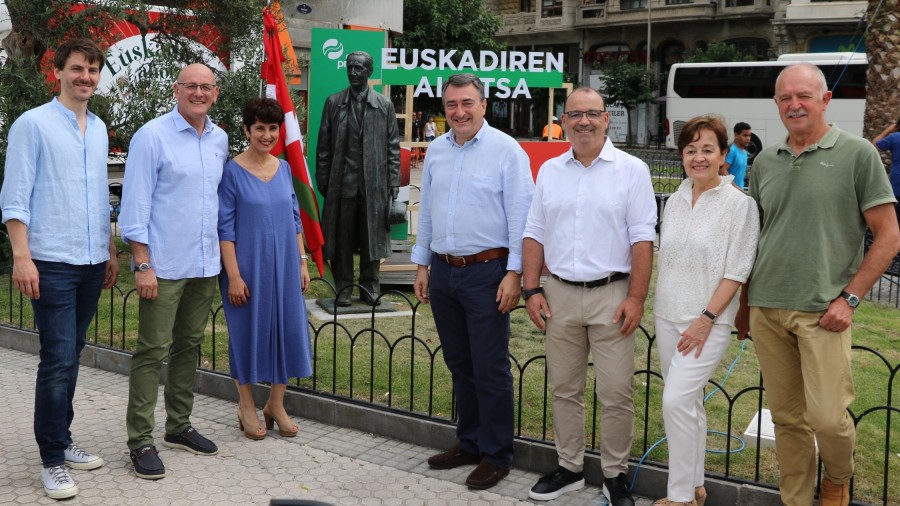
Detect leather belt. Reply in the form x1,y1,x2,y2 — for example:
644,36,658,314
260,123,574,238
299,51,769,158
551,272,629,288
436,247,509,268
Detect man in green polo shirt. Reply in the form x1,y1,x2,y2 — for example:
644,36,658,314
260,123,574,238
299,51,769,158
736,63,899,506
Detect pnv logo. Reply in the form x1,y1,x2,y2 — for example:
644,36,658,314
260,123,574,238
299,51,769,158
322,39,344,66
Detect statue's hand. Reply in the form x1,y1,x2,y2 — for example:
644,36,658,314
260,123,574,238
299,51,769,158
390,186,399,200
319,185,327,197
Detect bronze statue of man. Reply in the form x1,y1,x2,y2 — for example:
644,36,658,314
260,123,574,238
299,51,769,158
316,51,401,306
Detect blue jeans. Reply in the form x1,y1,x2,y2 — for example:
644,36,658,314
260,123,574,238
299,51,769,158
31,260,106,467
428,254,514,468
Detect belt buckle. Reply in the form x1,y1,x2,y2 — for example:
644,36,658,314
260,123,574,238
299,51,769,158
446,254,466,267
581,281,589,288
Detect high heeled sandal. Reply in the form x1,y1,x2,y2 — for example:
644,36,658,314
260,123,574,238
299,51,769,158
262,405,298,437
237,409,266,440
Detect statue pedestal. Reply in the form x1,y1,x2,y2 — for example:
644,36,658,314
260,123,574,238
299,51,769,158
316,298,398,316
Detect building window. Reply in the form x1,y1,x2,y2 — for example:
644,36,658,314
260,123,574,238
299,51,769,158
725,0,754,6
542,0,563,16
521,0,534,11
620,0,647,9
665,0,693,4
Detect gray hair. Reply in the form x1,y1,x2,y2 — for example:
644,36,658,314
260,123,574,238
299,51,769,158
775,62,828,97
442,73,485,102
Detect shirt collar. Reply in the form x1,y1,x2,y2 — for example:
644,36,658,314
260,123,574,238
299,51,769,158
447,119,489,147
170,106,212,134
50,96,96,123
776,124,840,155
565,136,615,167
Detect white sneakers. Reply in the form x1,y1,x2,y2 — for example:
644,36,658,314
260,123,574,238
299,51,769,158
41,465,78,500
41,443,104,499
64,443,105,470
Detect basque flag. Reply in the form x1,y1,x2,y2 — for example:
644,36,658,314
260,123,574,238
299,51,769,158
262,6,325,276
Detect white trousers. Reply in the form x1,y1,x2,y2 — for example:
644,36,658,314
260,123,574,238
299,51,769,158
655,316,732,502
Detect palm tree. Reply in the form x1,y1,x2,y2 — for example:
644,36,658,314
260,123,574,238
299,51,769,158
863,0,899,141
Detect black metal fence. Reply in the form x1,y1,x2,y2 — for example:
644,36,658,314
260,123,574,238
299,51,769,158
1,260,896,505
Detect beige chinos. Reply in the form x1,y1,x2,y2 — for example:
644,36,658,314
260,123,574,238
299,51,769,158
544,275,634,479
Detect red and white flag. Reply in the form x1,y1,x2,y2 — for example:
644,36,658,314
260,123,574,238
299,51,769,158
262,5,325,276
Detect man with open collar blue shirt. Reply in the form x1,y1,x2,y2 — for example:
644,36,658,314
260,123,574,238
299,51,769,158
120,63,227,480
412,73,534,491
0,38,118,500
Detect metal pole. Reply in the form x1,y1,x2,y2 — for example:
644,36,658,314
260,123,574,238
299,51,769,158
646,0,652,73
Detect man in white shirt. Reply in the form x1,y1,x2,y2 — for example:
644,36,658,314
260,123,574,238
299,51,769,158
522,87,657,504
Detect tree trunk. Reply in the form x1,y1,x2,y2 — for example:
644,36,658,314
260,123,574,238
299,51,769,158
864,0,899,142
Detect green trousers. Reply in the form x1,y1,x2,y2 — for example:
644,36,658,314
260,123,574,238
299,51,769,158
126,277,216,450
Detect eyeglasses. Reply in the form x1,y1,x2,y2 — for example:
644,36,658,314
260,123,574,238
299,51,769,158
177,82,217,93
564,110,606,121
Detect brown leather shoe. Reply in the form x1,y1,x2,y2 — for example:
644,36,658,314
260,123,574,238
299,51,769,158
465,459,510,490
819,478,850,506
427,445,480,470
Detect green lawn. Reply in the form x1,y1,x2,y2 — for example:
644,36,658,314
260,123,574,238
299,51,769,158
1,245,897,504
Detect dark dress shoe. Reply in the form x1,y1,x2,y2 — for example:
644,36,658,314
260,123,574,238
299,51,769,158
465,459,509,489
427,445,480,470
336,294,352,307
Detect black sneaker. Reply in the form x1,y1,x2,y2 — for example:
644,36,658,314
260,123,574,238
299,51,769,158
162,426,218,455
602,472,635,506
129,445,165,480
528,466,585,501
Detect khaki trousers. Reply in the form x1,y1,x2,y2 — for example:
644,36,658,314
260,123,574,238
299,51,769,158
750,307,856,506
544,276,634,478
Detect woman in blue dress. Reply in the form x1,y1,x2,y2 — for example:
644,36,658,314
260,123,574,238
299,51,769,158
219,98,312,440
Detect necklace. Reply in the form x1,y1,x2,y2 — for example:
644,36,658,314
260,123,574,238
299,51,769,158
242,154,276,182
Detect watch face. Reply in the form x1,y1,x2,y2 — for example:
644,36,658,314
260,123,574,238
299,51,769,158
138,262,151,272
847,295,860,307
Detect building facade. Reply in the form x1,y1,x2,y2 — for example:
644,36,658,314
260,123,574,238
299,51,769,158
484,0,867,141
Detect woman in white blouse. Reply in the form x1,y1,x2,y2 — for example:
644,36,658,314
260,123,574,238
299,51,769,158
653,115,760,506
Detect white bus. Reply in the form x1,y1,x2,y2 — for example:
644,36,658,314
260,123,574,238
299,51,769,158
664,53,867,162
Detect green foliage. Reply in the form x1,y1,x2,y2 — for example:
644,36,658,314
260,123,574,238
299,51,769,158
395,0,503,55
687,41,754,63
0,0,267,163
394,0,504,114
595,56,658,145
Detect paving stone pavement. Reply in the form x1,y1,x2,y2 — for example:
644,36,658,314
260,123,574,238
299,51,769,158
0,347,653,505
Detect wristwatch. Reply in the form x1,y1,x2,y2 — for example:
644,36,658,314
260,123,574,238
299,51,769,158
701,308,718,321
522,287,543,300
840,290,860,308
137,262,152,272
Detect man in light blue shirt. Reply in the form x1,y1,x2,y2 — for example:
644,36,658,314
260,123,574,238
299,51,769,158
412,74,534,490
0,38,118,500
722,122,751,188
120,63,227,480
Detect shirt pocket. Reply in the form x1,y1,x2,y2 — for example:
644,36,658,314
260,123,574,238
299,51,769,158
462,173,497,207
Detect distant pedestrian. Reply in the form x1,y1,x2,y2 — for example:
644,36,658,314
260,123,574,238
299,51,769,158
872,117,900,228
721,122,751,188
